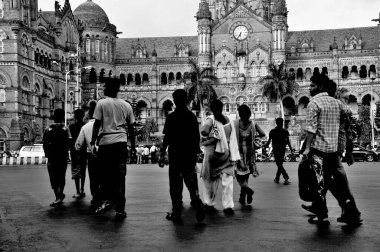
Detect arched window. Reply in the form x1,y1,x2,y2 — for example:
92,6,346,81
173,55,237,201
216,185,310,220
161,73,167,85
135,73,141,85
296,68,303,80
168,72,175,84
120,74,126,85
184,72,189,80
0,128,6,152
162,100,173,116
176,72,182,81
127,73,133,85
351,65,358,78
226,62,233,78
143,73,149,83
95,39,100,54
34,49,39,64
216,63,223,78
305,68,312,80
359,65,367,79
342,66,349,79
369,65,377,80
86,36,90,54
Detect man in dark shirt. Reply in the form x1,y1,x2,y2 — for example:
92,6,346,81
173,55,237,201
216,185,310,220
264,118,293,185
159,89,205,224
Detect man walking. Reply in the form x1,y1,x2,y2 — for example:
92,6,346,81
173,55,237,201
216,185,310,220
301,73,362,225
90,78,136,220
159,89,205,224
264,118,293,185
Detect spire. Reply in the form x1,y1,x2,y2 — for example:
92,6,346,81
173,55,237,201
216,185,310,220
196,0,212,20
272,0,287,16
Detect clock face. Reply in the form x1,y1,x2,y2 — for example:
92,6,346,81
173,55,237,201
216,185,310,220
233,25,249,41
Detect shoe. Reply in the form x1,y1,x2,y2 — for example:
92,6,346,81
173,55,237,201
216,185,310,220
115,211,127,220
337,200,362,225
205,205,218,215
283,179,291,185
308,215,330,226
195,206,206,223
94,202,112,215
80,192,86,198
274,178,280,184
166,212,183,224
246,189,254,204
50,200,60,207
223,208,234,215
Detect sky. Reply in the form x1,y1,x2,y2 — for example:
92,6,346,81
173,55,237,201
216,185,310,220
39,0,380,38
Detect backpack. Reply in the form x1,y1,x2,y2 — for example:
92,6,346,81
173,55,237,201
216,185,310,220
43,124,70,159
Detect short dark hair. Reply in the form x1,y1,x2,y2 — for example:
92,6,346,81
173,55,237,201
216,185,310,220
74,109,84,121
172,89,187,106
326,79,337,97
275,117,284,127
104,78,120,98
310,73,330,92
238,104,251,120
53,108,65,123
88,100,97,119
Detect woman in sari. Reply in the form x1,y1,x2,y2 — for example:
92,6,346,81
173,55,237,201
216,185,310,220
200,99,240,215
234,104,266,205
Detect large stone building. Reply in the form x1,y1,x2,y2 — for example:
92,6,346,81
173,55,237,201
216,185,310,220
1,0,380,152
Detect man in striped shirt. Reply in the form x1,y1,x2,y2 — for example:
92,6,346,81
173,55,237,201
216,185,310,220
302,74,362,226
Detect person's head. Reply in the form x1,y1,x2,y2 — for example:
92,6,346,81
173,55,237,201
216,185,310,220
309,73,330,97
210,99,223,116
238,104,251,121
104,78,120,98
53,108,65,123
74,109,84,122
172,89,188,108
275,117,284,128
88,100,97,119
326,79,337,98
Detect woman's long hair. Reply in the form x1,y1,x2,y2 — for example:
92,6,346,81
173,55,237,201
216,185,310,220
210,99,226,124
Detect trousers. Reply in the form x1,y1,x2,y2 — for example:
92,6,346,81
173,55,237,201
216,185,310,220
202,173,234,209
98,142,128,212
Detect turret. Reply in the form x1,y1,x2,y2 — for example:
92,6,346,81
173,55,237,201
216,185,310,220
271,0,288,64
196,0,212,68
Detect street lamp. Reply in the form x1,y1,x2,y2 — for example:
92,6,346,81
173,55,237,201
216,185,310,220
65,66,92,126
370,72,376,148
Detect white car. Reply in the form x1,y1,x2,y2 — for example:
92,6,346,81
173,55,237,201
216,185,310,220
19,145,45,157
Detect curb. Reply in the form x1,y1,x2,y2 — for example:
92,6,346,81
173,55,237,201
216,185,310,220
0,156,47,166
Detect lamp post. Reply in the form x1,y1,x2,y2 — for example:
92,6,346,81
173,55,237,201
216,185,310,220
65,66,92,126
370,72,376,148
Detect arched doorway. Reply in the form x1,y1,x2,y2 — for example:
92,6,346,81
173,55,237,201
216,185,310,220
162,100,173,117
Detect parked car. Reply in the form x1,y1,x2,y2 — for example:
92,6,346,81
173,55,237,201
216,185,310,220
19,144,45,158
343,144,378,162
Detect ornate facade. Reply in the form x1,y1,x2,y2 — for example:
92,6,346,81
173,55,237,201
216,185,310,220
1,0,380,152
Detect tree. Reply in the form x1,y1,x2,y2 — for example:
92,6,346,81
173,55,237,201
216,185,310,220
258,62,298,119
185,60,218,124
136,118,159,144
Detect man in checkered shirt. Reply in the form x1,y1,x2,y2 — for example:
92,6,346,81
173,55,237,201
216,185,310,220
302,74,362,226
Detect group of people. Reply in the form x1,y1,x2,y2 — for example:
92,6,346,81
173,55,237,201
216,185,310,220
43,73,361,226
135,144,158,164
43,78,135,220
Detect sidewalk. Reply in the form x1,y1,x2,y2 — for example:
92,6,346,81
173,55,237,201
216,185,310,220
0,162,379,251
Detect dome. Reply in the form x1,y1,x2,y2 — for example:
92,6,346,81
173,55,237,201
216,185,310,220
73,0,109,24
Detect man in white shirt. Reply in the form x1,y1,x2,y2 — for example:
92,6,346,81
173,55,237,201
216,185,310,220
150,144,157,163
90,78,135,220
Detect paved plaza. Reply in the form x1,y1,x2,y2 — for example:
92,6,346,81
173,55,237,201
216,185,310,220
0,162,379,251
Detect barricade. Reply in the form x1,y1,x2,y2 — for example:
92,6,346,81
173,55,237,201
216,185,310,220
0,156,47,166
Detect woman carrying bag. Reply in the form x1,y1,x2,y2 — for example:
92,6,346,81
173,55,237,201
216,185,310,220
200,99,240,215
